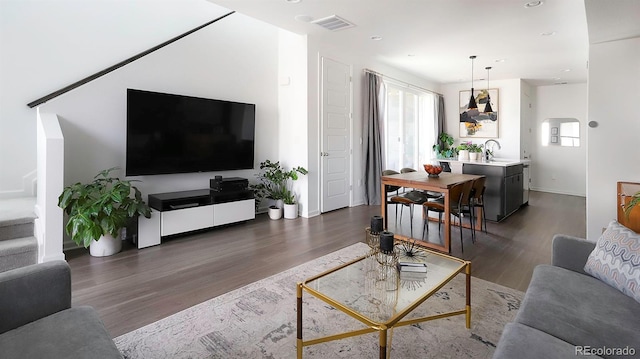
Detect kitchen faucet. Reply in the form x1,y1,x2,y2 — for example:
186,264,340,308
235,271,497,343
484,139,501,161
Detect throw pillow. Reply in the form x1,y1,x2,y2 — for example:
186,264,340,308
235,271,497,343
584,220,640,303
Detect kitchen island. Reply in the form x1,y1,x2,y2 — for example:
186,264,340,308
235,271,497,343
438,158,531,222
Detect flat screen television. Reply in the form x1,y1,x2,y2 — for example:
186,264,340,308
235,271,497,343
126,89,255,176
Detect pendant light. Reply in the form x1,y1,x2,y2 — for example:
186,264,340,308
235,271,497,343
467,55,480,118
467,55,478,110
484,66,494,114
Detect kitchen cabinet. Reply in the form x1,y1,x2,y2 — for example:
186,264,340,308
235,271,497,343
463,163,524,222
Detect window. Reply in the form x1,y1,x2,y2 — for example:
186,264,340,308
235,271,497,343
541,118,580,147
383,82,436,171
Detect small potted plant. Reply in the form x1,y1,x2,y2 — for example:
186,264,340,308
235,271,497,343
468,143,483,161
58,167,151,256
456,141,471,161
250,160,308,219
283,190,298,219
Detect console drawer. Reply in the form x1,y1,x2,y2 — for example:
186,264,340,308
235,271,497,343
161,205,214,236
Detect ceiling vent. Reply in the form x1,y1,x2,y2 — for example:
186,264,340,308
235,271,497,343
312,15,355,31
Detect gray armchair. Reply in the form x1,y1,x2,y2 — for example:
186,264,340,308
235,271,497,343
0,261,122,358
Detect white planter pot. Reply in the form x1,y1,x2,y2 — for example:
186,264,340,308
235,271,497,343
469,152,479,161
90,232,122,257
283,203,298,219
458,150,469,161
268,206,283,220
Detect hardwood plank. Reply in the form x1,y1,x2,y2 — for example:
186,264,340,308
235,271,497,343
67,190,585,337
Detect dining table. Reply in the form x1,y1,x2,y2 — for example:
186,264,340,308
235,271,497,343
381,171,484,253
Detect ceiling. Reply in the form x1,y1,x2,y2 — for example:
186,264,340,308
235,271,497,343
207,0,640,87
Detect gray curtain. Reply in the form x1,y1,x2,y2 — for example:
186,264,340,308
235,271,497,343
435,94,446,146
363,72,384,205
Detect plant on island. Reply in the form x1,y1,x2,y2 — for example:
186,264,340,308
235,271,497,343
433,132,456,159
57,167,151,248
468,143,484,153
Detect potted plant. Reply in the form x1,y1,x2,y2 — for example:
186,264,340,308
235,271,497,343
250,160,308,219
432,132,456,159
283,190,298,219
57,167,151,257
468,143,483,161
456,142,471,161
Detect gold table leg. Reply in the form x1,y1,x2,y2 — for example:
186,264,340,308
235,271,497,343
297,283,303,358
465,262,471,329
379,326,387,359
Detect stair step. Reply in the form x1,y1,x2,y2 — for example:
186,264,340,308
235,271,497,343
0,236,38,273
0,197,37,241
0,219,35,241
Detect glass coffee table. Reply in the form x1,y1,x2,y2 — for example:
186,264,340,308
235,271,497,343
296,247,471,358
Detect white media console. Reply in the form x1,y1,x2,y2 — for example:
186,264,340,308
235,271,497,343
136,189,255,249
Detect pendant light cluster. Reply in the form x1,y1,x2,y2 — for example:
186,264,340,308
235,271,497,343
466,55,495,116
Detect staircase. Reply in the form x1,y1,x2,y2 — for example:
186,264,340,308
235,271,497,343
0,197,38,272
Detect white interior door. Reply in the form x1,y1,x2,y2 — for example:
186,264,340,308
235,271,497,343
321,57,351,213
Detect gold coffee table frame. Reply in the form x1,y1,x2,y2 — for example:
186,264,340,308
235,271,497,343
296,246,471,359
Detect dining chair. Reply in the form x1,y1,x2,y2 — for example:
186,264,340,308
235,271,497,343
421,180,474,252
383,169,427,238
463,176,487,239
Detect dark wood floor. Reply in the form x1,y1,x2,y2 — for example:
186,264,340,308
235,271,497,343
66,190,585,338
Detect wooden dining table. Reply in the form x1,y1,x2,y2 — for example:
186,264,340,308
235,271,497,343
381,171,484,253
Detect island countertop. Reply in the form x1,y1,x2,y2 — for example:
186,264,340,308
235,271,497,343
436,158,530,167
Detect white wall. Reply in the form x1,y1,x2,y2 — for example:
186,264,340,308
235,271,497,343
278,30,310,216
0,0,235,197
531,83,587,196
305,36,442,209
441,78,523,159
34,12,280,199
586,37,640,241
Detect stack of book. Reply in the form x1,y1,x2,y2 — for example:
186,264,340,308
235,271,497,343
397,261,428,273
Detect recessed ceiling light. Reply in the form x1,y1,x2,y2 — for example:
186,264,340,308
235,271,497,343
561,69,571,72
370,36,383,41
495,59,506,63
407,54,415,57
541,31,556,36
294,15,313,22
524,1,543,8
285,0,301,3
553,77,561,81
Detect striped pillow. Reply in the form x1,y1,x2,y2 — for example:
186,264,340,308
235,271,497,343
584,220,640,303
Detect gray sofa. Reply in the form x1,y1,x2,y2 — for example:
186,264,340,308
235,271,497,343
0,260,122,358
493,234,640,358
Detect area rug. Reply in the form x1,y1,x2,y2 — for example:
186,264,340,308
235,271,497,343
115,242,523,358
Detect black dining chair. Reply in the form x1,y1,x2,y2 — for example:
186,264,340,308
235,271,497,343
422,180,474,252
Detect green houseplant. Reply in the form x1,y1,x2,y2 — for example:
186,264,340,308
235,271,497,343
58,167,151,255
250,160,308,219
432,132,456,159
624,191,640,218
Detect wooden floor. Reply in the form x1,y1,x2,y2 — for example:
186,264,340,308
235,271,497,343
67,190,585,338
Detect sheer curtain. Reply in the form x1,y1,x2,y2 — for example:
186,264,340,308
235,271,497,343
382,82,436,171
363,72,385,205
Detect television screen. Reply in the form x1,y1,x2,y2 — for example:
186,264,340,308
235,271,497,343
126,89,255,176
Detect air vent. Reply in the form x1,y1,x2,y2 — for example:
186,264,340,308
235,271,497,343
312,15,355,31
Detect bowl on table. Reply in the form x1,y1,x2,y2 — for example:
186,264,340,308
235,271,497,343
423,164,443,178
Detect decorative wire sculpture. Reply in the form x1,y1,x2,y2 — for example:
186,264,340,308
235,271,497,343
365,227,380,256
397,238,428,262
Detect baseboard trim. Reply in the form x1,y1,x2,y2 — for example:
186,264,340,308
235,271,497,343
530,187,586,197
